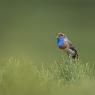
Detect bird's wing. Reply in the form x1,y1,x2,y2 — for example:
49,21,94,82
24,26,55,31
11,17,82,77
64,37,74,47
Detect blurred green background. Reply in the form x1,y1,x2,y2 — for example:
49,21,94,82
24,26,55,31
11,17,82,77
0,0,95,63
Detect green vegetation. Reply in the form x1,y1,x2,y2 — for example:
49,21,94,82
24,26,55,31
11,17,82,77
0,1,95,95
0,56,95,95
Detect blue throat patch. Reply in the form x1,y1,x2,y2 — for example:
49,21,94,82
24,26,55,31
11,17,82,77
57,37,65,47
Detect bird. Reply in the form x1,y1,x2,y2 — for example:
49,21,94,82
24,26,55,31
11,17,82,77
57,32,78,59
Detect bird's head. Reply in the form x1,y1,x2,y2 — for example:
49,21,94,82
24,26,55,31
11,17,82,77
57,32,65,38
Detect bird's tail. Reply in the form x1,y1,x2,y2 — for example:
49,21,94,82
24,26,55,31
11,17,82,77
70,47,79,60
